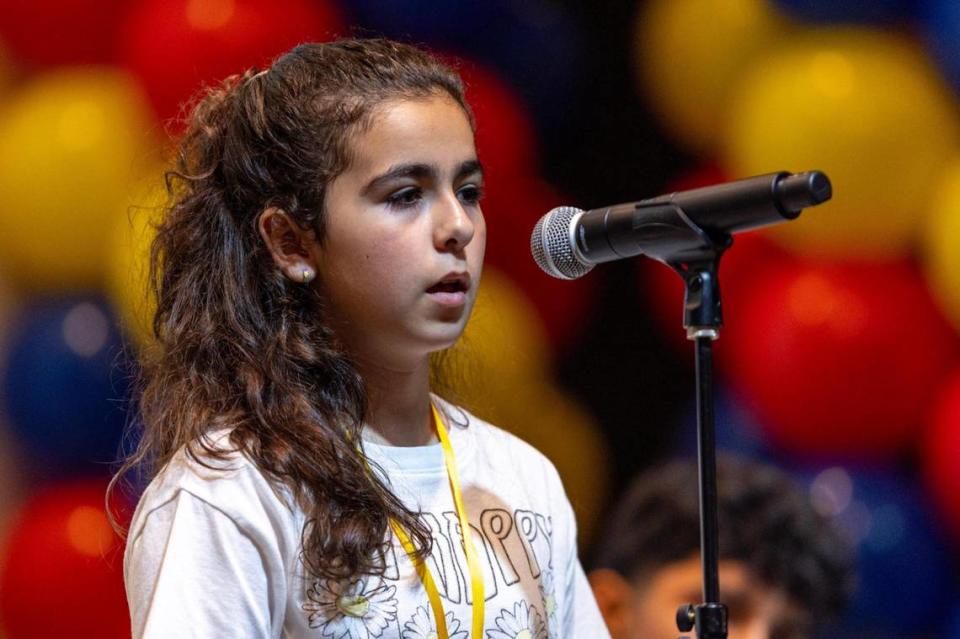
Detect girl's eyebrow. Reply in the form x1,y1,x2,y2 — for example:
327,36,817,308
360,159,484,196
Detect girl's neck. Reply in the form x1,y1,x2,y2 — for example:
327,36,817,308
359,357,436,447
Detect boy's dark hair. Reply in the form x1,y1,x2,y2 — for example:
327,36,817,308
592,457,853,621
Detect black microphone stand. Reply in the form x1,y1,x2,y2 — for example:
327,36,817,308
635,204,732,639
530,169,831,638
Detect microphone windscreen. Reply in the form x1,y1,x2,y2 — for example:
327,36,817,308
530,206,593,280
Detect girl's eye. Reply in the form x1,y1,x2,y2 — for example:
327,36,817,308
387,187,422,210
458,184,483,205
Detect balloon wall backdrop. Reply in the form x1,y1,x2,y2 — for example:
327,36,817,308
0,1,958,637
631,0,960,634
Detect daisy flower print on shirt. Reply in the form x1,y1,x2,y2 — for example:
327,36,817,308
538,570,558,637
302,575,398,638
486,601,548,639
402,605,467,639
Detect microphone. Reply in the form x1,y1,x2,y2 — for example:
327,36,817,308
530,170,831,280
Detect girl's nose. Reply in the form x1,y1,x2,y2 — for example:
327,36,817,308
435,192,475,251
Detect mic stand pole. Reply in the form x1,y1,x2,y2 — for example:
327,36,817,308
636,206,731,639
673,255,728,639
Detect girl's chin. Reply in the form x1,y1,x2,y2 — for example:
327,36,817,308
419,322,469,352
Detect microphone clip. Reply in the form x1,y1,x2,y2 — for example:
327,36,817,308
634,201,732,339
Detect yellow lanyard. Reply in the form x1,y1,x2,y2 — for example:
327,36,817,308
388,403,485,638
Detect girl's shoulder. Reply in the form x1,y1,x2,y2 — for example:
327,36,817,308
126,429,301,546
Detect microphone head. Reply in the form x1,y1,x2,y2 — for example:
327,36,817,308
530,206,594,280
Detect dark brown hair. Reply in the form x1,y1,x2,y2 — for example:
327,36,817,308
111,38,474,582
592,457,853,626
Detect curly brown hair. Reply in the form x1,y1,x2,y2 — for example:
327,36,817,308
110,38,475,583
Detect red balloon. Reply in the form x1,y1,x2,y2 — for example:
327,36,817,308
483,176,595,350
0,0,128,67
923,370,960,543
457,60,539,183
724,259,959,460
0,478,131,638
118,0,344,126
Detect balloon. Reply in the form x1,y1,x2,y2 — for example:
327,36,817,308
454,266,551,387
922,369,960,543
948,602,960,639
922,0,960,95
0,0,129,67
118,0,345,125
107,173,167,348
634,0,787,153
0,417,24,554
773,0,915,23
483,176,596,350
794,466,954,635
0,39,16,93
724,260,958,460
0,478,130,639
922,160,960,333
0,67,157,291
0,271,24,548
675,385,773,462
1,297,134,477
724,29,960,259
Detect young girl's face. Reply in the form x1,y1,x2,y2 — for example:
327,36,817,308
314,93,485,369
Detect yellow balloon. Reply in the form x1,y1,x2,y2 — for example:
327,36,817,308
107,171,168,348
635,0,787,153
724,29,960,259
437,267,552,415
923,160,960,332
0,67,158,290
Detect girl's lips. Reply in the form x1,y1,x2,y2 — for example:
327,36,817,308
425,272,470,305
427,290,467,306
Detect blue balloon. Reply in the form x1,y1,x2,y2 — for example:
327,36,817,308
1,296,134,477
773,0,916,23
792,466,955,636
948,601,960,638
675,384,774,461
923,0,960,95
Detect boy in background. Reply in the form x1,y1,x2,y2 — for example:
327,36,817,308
589,458,852,639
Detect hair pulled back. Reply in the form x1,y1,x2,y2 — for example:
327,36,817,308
113,38,473,582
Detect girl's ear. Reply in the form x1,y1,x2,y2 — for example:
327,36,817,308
257,207,318,283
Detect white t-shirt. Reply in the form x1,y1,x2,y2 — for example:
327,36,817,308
124,398,610,638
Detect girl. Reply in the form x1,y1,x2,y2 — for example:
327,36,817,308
117,38,608,638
